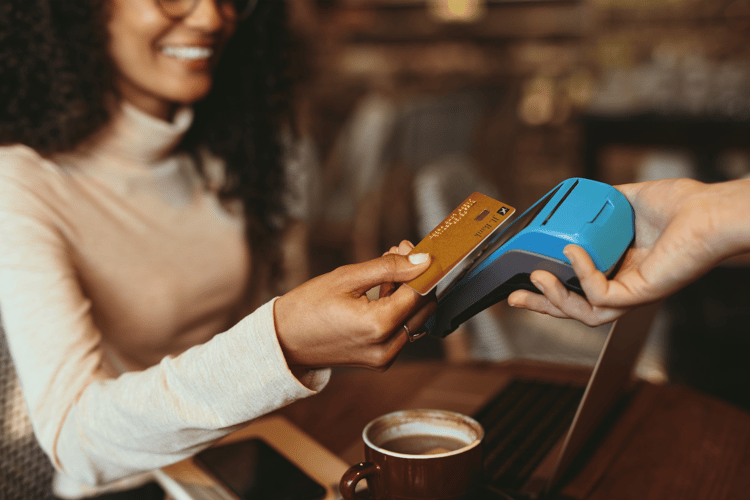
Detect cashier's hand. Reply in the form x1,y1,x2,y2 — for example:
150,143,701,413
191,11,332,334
508,178,750,327
274,241,437,371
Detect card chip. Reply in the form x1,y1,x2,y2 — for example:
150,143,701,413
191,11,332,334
475,210,490,222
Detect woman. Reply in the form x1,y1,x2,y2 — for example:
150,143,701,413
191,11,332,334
0,0,434,498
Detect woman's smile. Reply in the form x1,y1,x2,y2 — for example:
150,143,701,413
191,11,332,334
160,43,218,71
160,45,215,61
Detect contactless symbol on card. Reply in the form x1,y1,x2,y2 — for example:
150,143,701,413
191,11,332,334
407,193,515,296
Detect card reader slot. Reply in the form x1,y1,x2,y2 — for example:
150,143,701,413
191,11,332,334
541,179,578,226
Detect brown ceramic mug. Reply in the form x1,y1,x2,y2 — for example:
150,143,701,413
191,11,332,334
339,409,484,500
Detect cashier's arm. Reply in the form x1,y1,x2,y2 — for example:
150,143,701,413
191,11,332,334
508,178,750,326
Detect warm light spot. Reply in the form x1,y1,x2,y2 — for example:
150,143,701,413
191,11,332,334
564,68,595,107
428,0,486,22
519,76,555,126
338,48,396,77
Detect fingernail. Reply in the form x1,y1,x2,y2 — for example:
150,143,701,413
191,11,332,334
531,279,544,294
409,253,429,265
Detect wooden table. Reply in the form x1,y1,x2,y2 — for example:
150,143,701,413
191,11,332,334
162,359,750,500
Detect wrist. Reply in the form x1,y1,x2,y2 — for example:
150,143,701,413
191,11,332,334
704,179,750,259
272,294,299,368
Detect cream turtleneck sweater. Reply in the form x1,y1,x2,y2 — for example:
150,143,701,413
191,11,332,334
0,103,329,496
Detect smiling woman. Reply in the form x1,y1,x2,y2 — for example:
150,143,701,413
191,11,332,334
0,1,435,499
107,0,240,120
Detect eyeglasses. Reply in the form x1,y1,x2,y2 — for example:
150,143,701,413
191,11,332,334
155,0,258,20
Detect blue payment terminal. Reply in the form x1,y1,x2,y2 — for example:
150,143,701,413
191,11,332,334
425,177,635,338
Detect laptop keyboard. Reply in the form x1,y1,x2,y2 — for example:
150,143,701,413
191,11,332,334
473,379,585,493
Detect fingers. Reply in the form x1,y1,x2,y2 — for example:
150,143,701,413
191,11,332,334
383,240,416,257
508,289,568,319
534,268,620,326
510,268,625,327
407,295,438,332
379,282,396,299
509,286,622,327
399,240,416,254
562,245,611,302
365,293,437,371
379,247,398,297
346,252,431,296
563,244,644,308
368,282,432,342
380,241,418,298
505,245,629,326
366,328,409,372
374,281,429,324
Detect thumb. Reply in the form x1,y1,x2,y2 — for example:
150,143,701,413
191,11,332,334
346,253,432,294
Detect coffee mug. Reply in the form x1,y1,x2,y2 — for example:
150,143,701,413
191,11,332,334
339,409,484,500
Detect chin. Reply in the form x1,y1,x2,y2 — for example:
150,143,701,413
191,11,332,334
169,85,214,106
159,69,213,100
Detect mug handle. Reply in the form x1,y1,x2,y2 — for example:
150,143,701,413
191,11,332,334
339,462,380,500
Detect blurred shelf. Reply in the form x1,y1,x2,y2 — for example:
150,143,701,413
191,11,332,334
579,111,750,181
337,0,580,6
323,1,585,42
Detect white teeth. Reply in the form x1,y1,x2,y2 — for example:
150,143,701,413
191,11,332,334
162,46,213,60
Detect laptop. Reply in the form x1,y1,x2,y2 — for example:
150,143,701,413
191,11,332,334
323,301,658,500
466,302,661,500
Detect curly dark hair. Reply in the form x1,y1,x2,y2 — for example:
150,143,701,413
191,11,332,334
0,0,297,281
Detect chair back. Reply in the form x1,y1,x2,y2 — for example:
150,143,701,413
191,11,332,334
1,323,55,499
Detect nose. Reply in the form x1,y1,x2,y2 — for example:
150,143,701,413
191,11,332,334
184,0,234,30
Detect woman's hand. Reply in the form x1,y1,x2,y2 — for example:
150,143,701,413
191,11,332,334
273,241,436,371
507,178,750,326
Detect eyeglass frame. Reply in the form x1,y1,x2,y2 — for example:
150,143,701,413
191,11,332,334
154,0,259,21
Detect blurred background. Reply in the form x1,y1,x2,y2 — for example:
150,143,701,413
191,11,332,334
282,0,750,410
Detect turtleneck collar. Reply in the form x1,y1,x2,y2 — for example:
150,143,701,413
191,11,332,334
72,101,194,169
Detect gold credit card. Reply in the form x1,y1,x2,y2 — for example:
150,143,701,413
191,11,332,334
407,193,515,296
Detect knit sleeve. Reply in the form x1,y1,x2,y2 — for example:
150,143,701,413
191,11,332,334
0,147,329,486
